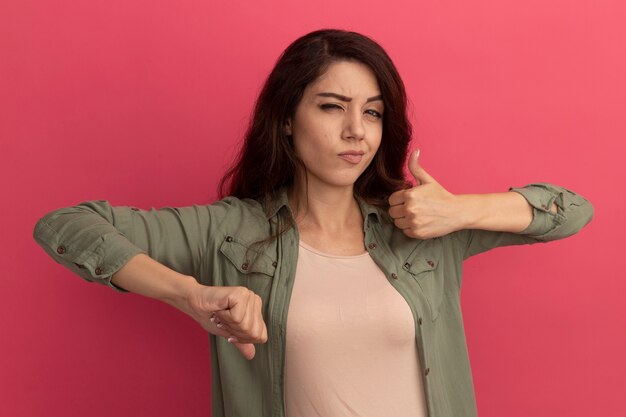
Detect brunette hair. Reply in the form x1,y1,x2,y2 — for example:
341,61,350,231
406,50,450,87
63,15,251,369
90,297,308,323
219,28,412,213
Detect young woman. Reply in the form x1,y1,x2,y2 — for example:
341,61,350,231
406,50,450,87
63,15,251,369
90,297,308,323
33,29,593,417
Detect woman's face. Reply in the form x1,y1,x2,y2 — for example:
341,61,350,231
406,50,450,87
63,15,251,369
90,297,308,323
286,60,384,192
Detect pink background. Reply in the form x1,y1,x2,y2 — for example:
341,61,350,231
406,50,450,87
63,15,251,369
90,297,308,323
2,0,624,416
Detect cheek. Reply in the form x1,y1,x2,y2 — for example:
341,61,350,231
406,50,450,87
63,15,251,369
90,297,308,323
293,125,334,158
292,133,321,166
371,132,383,154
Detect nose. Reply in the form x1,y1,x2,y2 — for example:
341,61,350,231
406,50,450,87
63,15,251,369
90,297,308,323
342,109,365,141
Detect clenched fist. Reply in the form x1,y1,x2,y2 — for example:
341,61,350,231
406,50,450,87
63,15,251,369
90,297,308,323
185,284,268,360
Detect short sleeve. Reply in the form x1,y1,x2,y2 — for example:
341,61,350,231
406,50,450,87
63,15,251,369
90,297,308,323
453,183,594,260
33,200,216,292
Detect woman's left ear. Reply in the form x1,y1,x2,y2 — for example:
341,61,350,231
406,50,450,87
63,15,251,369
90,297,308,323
284,119,292,136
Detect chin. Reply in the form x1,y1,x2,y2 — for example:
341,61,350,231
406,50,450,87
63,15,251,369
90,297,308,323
329,174,363,188
304,166,367,189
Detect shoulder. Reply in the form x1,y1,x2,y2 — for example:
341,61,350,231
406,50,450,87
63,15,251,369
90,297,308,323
210,195,266,219
207,195,279,244
208,195,268,224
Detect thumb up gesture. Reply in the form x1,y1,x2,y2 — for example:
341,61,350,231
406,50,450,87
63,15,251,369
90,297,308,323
388,150,463,239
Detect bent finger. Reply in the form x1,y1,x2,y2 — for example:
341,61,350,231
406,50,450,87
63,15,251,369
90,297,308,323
388,190,406,207
204,318,236,339
215,298,249,326
213,317,266,343
252,294,268,342
393,218,411,230
388,205,406,219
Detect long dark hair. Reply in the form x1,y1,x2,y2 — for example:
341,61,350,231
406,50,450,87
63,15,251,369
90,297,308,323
219,28,412,214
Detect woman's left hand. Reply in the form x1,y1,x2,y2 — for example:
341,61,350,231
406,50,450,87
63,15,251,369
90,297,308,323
388,150,465,239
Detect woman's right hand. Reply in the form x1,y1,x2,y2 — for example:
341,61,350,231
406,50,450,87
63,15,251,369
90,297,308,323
184,284,268,360
109,254,267,360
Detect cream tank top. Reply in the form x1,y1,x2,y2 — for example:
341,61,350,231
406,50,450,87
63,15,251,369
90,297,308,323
284,240,429,417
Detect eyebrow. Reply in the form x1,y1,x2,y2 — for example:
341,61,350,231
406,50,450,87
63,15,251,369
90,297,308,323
316,92,383,103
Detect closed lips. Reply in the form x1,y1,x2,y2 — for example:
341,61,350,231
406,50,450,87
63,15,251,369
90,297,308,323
338,151,364,164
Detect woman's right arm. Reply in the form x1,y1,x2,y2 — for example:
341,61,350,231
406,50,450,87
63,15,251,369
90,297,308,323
112,252,266,360
32,200,211,290
33,200,266,359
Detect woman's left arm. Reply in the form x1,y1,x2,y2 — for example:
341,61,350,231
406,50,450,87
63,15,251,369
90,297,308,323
388,151,594,257
459,183,593,239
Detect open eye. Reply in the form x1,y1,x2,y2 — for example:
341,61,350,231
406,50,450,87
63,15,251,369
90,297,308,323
365,109,383,119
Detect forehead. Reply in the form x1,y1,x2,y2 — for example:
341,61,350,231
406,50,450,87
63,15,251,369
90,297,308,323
305,60,381,97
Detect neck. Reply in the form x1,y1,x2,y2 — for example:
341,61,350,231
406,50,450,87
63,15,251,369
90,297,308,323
288,182,363,233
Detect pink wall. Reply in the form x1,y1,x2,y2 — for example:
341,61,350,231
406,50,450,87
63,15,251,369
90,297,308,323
2,1,624,416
